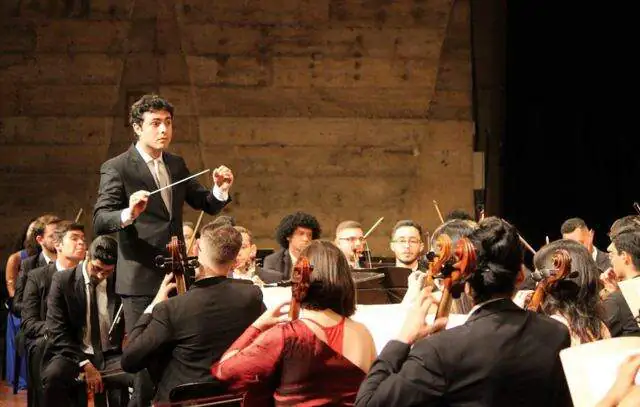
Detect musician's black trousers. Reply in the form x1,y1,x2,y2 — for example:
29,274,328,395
122,295,156,407
41,353,133,407
26,337,46,407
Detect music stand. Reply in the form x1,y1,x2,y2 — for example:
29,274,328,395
353,267,411,305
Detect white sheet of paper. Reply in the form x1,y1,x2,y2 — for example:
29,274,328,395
559,337,640,407
619,278,640,325
261,288,469,354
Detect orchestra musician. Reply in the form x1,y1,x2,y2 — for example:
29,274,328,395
121,225,264,402
41,236,133,407
262,212,322,283
334,220,365,269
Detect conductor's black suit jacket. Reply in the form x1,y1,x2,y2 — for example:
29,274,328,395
93,145,228,296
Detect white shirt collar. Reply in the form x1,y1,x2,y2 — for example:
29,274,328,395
289,251,298,267
54,259,68,272
43,251,53,265
468,297,509,317
591,246,598,262
135,142,163,165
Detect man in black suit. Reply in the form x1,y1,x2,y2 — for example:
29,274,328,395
93,94,234,334
356,217,573,407
22,220,86,407
41,236,132,407
121,224,264,402
262,212,321,283
601,228,640,337
562,217,611,272
13,214,59,317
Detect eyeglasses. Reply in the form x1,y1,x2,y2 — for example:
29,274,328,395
339,237,365,243
392,239,422,246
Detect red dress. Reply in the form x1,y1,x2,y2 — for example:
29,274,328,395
212,317,366,406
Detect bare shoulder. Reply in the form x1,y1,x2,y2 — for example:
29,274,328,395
345,318,374,340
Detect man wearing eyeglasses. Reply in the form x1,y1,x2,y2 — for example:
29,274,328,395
390,220,426,272
335,221,365,269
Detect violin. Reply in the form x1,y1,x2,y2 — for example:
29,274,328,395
289,256,313,320
435,237,477,319
527,249,571,312
155,236,199,295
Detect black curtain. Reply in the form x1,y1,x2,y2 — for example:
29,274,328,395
503,2,639,251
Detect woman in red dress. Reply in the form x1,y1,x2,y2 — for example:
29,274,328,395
212,240,377,406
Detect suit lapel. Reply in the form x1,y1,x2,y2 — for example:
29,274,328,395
129,144,171,218
73,263,87,319
128,144,159,193
284,250,292,279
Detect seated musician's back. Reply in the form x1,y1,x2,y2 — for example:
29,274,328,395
121,223,265,402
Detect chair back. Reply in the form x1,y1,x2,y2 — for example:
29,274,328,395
165,380,244,407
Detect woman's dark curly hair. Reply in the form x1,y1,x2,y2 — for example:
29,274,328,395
534,239,606,343
275,211,322,248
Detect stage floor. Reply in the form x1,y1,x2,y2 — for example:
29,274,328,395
0,383,26,407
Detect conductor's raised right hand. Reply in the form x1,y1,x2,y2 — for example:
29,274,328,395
128,190,150,220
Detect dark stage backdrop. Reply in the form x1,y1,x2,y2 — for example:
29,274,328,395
503,2,639,252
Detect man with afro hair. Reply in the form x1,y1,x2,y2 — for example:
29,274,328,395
261,211,321,283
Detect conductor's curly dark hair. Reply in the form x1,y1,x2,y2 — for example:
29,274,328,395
275,212,322,249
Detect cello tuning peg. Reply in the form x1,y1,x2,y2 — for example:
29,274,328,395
155,255,167,269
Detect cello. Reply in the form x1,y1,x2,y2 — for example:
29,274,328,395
288,256,313,320
434,237,477,319
527,249,572,312
156,236,199,295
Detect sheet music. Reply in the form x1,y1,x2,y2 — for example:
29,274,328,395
559,337,640,407
619,278,640,326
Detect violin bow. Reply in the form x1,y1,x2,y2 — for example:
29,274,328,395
433,200,445,224
74,208,83,223
187,210,205,255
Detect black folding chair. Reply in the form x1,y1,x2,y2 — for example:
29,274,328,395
167,380,243,406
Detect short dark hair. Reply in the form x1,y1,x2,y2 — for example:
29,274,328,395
32,214,60,239
534,239,606,343
391,220,423,241
52,221,84,245
445,209,473,221
432,219,478,246
88,236,118,266
467,217,523,303
335,220,362,237
561,217,589,235
609,215,640,239
200,224,243,265
129,94,174,128
612,229,640,271
275,212,322,249
234,226,253,245
299,240,356,317
210,215,236,228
